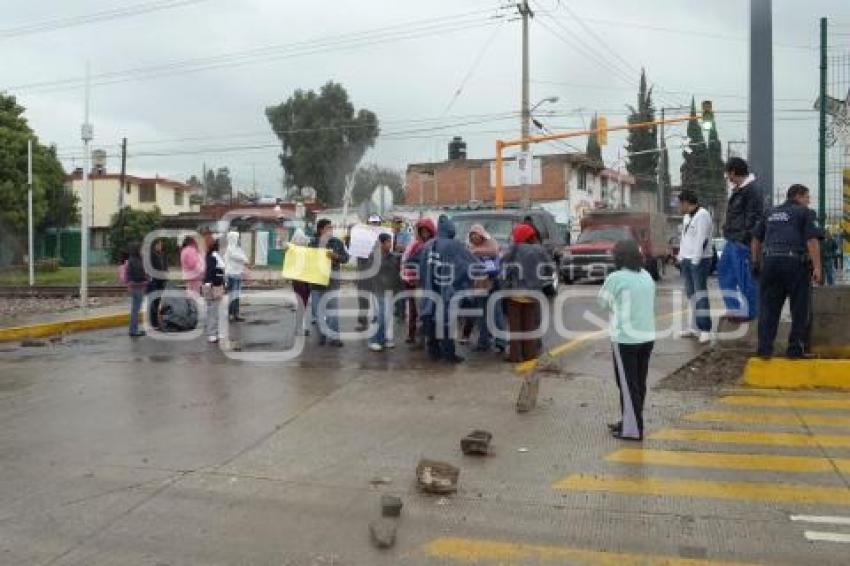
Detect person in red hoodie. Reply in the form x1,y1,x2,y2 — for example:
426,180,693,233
400,217,436,345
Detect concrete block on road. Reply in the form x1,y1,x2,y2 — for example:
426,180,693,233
416,459,459,494
369,518,397,549
460,430,492,456
380,494,403,517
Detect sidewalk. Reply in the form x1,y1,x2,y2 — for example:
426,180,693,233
0,302,132,343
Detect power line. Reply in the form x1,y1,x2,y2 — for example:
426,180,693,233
0,0,209,39
544,1,687,108
5,9,501,93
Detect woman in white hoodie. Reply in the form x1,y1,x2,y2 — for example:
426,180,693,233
224,231,249,322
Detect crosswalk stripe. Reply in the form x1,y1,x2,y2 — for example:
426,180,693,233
803,531,850,543
553,474,850,505
423,536,755,565
720,396,850,411
606,448,850,473
791,515,850,525
649,428,850,448
684,410,850,428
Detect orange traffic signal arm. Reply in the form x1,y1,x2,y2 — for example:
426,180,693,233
494,114,702,208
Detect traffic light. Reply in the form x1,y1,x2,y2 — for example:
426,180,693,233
597,115,608,146
701,100,714,131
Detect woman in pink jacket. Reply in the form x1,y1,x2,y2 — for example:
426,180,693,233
180,236,204,295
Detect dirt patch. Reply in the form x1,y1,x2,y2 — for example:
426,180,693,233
657,348,751,391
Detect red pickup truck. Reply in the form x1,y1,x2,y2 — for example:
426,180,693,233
561,210,669,283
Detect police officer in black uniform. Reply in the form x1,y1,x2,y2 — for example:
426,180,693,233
751,184,823,358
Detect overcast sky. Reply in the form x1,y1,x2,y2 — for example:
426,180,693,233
4,0,850,209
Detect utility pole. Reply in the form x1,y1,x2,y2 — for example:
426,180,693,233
118,137,127,210
750,0,774,206
818,17,828,226
202,162,207,204
658,108,665,214
519,0,533,208
80,63,93,314
27,138,34,287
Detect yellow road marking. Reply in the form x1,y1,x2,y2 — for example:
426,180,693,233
553,473,850,505
685,410,850,428
720,395,850,411
514,309,686,374
424,537,754,565
606,448,850,474
743,358,850,390
649,428,850,448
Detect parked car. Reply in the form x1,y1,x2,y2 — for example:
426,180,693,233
449,208,565,294
561,210,670,283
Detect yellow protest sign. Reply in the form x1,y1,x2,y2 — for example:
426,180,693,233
281,244,331,286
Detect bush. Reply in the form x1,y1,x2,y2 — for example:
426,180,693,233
107,207,163,263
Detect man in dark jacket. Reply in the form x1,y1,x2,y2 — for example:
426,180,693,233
311,218,350,346
366,233,403,352
718,157,764,322
126,242,148,337
418,215,478,363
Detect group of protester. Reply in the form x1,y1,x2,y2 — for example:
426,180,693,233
302,213,554,363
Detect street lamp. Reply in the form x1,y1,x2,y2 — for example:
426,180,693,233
521,96,559,208
530,96,559,114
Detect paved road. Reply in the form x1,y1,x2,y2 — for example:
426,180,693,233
1,280,849,565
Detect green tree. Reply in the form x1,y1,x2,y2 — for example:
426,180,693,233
107,207,162,263
680,98,710,201
266,81,379,205
625,69,658,194
351,164,404,205
201,167,232,203
586,113,602,165
0,93,68,262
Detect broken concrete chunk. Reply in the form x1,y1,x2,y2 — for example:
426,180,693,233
460,430,493,456
416,459,459,494
380,494,403,517
369,519,397,549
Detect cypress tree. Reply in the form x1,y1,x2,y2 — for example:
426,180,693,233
625,69,658,194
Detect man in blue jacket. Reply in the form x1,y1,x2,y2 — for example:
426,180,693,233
718,158,764,322
419,216,478,363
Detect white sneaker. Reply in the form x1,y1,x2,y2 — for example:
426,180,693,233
385,341,395,348
207,336,219,343
698,331,712,344
368,343,383,352
678,329,697,338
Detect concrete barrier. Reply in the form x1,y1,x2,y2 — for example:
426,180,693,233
810,286,850,358
744,357,850,390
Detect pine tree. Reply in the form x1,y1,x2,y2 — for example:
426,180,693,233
625,69,658,194
680,98,710,200
586,113,603,165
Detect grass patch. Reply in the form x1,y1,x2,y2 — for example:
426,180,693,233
0,266,119,286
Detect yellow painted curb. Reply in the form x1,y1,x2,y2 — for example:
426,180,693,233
743,358,850,390
0,313,136,343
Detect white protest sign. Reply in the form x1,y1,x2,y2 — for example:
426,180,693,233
348,224,393,259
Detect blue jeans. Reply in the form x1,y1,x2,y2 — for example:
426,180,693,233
717,240,758,320
226,276,242,317
370,293,391,346
129,287,144,335
476,293,507,349
680,258,712,332
311,288,339,340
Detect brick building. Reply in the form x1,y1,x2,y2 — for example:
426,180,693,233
405,152,637,230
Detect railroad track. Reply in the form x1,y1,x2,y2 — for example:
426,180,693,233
0,284,284,298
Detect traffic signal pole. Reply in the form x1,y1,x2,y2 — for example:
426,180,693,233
494,114,704,208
